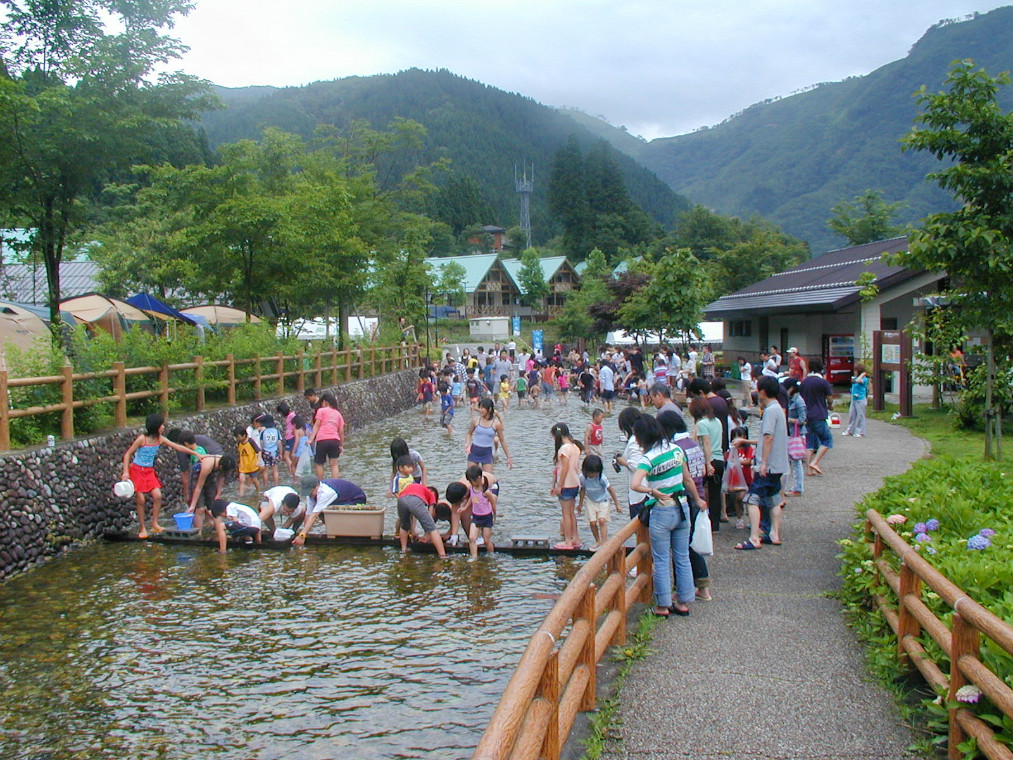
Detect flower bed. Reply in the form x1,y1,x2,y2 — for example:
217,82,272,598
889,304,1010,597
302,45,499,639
839,456,1013,757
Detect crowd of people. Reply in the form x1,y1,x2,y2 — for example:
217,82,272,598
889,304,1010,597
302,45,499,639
121,340,864,618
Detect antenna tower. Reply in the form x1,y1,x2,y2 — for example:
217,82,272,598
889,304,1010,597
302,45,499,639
515,162,533,249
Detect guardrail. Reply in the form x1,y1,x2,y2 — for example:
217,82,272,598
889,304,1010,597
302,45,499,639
865,509,1013,760
472,517,653,760
0,343,420,450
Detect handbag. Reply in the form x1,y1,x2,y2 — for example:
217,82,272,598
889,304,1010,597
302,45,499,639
636,499,652,527
688,501,714,556
721,447,746,492
787,421,807,461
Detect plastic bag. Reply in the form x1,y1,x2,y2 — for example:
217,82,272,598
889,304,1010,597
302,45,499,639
721,446,746,493
689,505,713,556
296,449,313,479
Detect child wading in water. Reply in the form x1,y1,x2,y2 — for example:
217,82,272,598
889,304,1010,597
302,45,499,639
121,413,194,538
584,408,605,459
577,454,622,550
466,464,497,560
550,422,583,550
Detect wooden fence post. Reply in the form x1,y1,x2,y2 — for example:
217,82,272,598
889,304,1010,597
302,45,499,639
0,369,10,451
578,584,597,711
159,364,170,416
194,356,205,412
947,612,981,760
608,549,628,647
370,346,376,377
253,355,262,399
226,354,236,405
113,362,127,427
296,349,305,393
539,650,561,760
897,560,922,663
314,349,323,390
276,352,285,397
344,348,352,383
636,521,653,603
61,363,75,441
330,348,338,387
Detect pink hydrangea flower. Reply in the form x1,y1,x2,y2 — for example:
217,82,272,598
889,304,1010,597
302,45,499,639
955,685,982,704
886,514,907,525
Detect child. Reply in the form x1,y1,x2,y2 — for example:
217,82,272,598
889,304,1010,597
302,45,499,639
209,498,262,553
451,372,465,406
515,372,528,407
259,414,281,487
844,363,869,437
527,366,542,408
557,366,570,405
120,412,193,538
577,455,622,550
233,425,262,497
584,408,605,459
247,413,265,469
390,454,417,499
416,369,435,415
466,465,498,560
396,483,448,558
279,401,297,477
729,426,754,529
466,369,482,411
429,481,469,547
291,414,312,477
497,374,512,413
258,485,300,534
439,382,455,434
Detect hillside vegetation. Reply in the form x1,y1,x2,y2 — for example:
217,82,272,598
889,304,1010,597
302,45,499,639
198,69,690,244
614,7,1013,254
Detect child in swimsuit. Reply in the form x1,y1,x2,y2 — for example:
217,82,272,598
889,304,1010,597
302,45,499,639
121,412,193,538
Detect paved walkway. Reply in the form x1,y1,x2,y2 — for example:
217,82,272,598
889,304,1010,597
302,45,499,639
602,418,929,760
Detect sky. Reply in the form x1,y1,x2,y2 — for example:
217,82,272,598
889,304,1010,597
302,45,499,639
173,1,1010,140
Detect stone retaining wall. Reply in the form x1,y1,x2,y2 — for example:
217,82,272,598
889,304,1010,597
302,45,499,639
0,368,419,583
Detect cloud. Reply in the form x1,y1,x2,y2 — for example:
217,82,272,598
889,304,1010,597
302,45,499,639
173,0,1007,139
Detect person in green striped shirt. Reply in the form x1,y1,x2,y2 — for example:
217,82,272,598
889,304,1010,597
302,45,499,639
630,415,707,618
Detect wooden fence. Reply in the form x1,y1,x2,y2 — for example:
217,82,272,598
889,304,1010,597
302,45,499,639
472,517,653,760
865,510,1013,760
0,343,421,450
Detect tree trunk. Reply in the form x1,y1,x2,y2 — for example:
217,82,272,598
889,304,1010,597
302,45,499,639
337,297,348,351
984,329,995,460
40,199,64,346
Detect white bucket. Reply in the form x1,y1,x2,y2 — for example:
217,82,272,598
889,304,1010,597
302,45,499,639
113,480,135,499
273,528,294,541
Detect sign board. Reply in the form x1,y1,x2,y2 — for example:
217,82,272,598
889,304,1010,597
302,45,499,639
512,316,521,337
531,330,544,354
872,330,912,417
880,343,901,366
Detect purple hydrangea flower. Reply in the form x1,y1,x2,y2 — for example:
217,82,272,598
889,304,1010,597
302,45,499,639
967,535,991,551
915,532,931,543
956,685,982,703
914,522,927,534
926,546,937,555
926,519,940,531
979,528,996,537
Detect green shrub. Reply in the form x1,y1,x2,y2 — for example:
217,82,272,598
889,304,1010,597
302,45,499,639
839,457,1013,757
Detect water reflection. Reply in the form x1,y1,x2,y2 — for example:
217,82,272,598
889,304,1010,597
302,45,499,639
0,400,629,759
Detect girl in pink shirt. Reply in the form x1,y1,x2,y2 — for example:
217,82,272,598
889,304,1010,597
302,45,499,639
309,391,345,479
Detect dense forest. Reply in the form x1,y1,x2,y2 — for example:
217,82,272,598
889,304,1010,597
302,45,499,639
580,7,1013,255
198,69,691,245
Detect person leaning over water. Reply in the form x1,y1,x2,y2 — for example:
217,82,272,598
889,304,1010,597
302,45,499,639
292,475,367,546
464,398,513,473
396,482,448,559
166,428,224,505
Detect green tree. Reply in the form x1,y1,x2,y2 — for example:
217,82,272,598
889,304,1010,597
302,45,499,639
433,174,494,236
899,59,1013,459
547,135,590,257
517,248,548,309
0,0,215,338
554,248,610,341
433,260,467,307
827,189,904,246
617,249,711,342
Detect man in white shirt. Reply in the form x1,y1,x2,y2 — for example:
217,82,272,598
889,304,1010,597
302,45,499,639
598,360,616,413
687,345,698,376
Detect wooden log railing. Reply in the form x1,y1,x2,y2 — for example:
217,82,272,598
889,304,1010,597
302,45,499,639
472,517,654,760
0,343,421,450
865,510,1013,760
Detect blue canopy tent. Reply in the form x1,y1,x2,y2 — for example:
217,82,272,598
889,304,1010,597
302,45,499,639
126,293,199,325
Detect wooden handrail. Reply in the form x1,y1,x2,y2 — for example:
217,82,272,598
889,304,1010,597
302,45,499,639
472,517,653,760
865,510,1013,760
0,343,421,450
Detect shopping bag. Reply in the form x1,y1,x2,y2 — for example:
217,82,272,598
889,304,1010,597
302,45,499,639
689,505,713,556
721,446,746,492
787,422,807,461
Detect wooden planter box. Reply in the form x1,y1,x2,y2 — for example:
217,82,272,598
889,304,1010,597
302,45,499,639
322,505,385,539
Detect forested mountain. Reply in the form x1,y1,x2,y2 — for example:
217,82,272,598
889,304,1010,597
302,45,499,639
198,70,690,244
592,7,1013,255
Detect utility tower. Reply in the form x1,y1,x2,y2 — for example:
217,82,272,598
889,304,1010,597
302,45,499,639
515,162,533,249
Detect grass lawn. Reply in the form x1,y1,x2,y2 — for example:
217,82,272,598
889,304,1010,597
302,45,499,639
868,403,987,460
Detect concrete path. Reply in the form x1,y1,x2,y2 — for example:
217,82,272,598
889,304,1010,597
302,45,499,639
602,418,929,760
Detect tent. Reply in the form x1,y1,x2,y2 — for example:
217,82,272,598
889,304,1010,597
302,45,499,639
180,305,262,326
126,293,199,325
0,302,51,357
61,293,155,339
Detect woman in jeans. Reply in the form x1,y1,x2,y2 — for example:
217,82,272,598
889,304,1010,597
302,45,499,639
629,415,707,618
783,378,807,496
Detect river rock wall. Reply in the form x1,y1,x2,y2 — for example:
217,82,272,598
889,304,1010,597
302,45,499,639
0,368,419,583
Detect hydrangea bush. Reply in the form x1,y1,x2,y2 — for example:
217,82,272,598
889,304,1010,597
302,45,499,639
838,456,1013,757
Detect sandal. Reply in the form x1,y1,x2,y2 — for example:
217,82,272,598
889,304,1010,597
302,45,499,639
669,604,691,616
760,534,782,546
808,464,823,476
734,540,761,551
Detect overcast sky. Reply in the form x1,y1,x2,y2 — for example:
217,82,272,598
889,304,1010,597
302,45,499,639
173,1,1009,140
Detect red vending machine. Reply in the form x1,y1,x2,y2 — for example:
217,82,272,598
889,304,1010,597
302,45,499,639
823,334,855,386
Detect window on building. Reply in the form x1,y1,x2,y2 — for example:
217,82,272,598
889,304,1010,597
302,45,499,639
728,320,752,337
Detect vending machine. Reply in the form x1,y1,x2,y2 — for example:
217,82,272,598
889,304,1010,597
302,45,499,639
823,334,855,385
